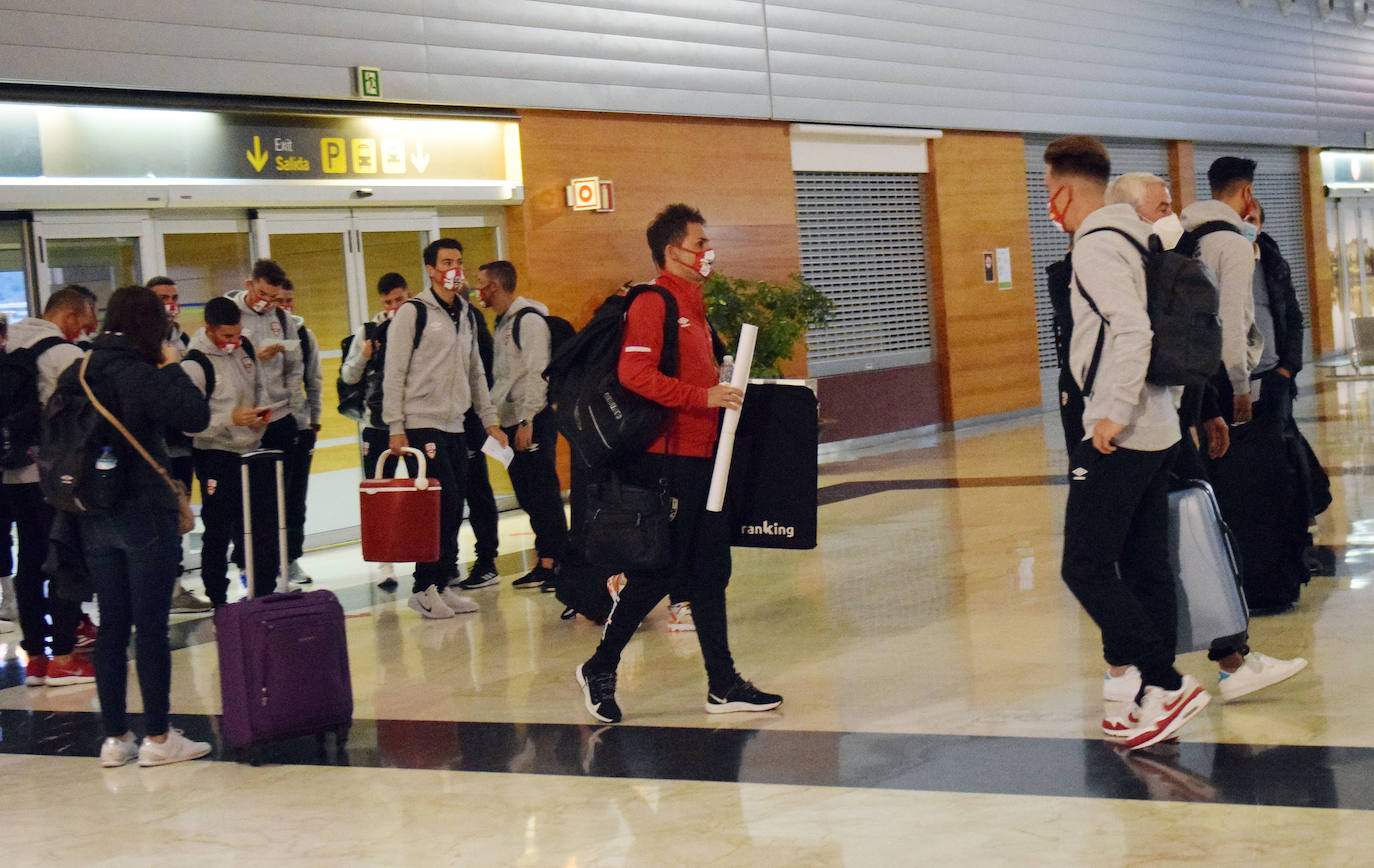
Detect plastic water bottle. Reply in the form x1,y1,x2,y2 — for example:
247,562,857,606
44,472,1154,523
720,354,734,385
92,446,119,508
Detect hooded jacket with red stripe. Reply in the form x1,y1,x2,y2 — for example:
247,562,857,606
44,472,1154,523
617,271,720,458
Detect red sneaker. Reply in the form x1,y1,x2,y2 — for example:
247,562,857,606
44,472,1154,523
25,656,49,686
46,654,96,686
74,616,98,653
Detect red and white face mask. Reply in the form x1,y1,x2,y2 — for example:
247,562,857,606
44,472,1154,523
218,339,242,353
163,300,180,318
441,267,465,291
1047,185,1073,233
674,245,715,279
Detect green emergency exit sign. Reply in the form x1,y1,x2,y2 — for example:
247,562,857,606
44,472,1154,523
355,67,382,100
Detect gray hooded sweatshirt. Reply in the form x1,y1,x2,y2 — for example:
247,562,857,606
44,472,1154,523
1179,199,1263,395
491,296,551,428
182,328,266,454
382,288,497,435
1069,203,1181,452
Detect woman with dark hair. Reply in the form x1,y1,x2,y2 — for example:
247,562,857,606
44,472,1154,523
61,285,213,767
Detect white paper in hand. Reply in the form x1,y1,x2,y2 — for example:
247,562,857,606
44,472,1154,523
482,435,515,468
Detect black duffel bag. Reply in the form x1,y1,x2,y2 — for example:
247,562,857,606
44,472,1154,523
583,474,672,571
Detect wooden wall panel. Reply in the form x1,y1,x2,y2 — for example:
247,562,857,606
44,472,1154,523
506,110,801,332
926,131,1040,422
1169,141,1197,209
1300,146,1336,355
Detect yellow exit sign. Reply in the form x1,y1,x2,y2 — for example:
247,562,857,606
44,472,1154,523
355,67,382,99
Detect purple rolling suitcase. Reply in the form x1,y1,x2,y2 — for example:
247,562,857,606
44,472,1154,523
214,450,353,758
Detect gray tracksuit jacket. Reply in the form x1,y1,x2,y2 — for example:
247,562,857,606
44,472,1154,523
1,317,85,486
1069,203,1181,452
382,288,497,435
1179,199,1263,396
491,296,551,429
182,328,266,454
227,290,303,425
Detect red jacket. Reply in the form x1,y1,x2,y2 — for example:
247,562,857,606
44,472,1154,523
617,271,720,457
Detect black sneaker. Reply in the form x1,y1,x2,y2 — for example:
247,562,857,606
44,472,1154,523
705,676,783,714
457,559,500,591
512,564,553,590
377,577,399,592
576,662,622,723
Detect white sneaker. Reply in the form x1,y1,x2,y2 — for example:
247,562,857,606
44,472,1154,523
408,586,455,619
100,731,140,768
1121,675,1210,751
0,575,17,621
1218,652,1309,702
1103,665,1142,702
667,601,695,632
440,587,480,614
374,563,399,590
138,729,211,767
287,560,313,585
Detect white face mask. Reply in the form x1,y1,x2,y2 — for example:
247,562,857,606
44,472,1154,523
1239,223,1259,243
1151,213,1185,250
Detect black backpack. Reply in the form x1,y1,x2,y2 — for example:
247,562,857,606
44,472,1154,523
546,285,679,470
512,308,577,371
1075,228,1223,394
0,336,69,469
363,301,428,429
336,323,376,421
38,357,118,514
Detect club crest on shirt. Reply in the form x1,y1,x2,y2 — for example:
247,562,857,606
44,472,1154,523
206,479,217,495
270,320,283,336
241,356,254,372
425,442,437,459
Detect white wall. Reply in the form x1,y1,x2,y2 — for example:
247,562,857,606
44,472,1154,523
2,0,1372,145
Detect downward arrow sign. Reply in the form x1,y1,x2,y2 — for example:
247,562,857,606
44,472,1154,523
410,141,430,173
246,136,269,172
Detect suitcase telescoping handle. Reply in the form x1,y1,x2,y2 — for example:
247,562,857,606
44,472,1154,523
239,449,289,600
373,445,430,488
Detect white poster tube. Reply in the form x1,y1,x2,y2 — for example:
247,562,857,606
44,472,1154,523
706,323,758,512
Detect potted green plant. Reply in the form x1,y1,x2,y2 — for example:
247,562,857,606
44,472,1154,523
702,272,834,378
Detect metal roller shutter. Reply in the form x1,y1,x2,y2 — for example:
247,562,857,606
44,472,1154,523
1192,144,1310,348
1024,135,1171,370
794,171,932,377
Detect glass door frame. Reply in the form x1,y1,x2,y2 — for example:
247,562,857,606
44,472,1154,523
31,210,159,304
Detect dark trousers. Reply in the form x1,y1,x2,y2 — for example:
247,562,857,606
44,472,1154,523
261,418,311,563
406,429,468,591
194,449,279,605
362,427,417,480
589,455,736,690
3,482,80,657
80,502,179,738
464,419,499,564
502,411,568,563
1061,443,1181,690
169,453,193,577
2,481,15,578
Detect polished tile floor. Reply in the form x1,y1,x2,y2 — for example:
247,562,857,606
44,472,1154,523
4,374,1374,865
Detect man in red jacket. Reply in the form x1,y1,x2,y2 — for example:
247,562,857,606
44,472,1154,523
575,203,784,724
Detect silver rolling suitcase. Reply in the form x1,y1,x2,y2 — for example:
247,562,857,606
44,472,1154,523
1169,479,1249,654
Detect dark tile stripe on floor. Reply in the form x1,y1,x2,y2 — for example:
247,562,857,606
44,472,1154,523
0,709,1370,810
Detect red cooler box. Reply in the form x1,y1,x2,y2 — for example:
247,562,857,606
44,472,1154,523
360,446,441,563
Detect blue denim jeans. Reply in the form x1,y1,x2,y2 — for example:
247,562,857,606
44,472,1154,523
79,501,180,738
